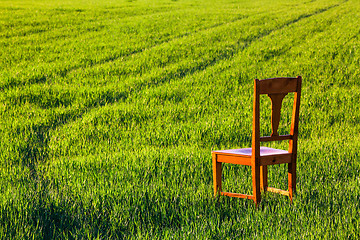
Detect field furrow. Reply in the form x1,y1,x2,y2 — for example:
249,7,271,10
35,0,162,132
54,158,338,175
0,0,359,239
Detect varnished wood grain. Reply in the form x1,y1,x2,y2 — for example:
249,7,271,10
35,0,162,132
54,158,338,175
260,166,268,192
288,76,302,200
212,153,222,197
260,134,292,142
259,77,298,94
252,79,261,204
221,192,254,200
260,154,292,166
268,93,287,137
216,154,251,165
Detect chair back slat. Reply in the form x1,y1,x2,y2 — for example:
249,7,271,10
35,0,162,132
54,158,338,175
268,93,287,137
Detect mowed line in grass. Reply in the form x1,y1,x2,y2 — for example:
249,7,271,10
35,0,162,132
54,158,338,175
42,0,358,158
0,11,248,90
1,0,360,238
0,1,186,38
4,0,348,114
2,0,279,76
0,0,354,188
0,0,342,91
46,0,346,81
0,0,344,112
0,0,352,163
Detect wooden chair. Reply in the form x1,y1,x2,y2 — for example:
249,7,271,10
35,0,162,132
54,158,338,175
212,76,302,204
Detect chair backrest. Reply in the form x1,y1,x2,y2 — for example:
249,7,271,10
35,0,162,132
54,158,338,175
251,76,302,157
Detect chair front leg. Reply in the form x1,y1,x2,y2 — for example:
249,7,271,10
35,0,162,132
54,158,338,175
212,153,222,196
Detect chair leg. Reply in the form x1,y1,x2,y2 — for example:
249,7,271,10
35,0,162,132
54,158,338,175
288,161,296,201
252,164,261,204
212,154,222,196
260,166,268,192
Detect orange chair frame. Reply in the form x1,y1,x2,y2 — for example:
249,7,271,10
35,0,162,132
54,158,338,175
212,76,302,204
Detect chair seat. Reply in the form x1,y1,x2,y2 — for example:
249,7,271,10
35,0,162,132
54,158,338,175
213,146,288,156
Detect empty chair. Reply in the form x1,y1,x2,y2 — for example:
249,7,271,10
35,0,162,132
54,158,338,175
212,76,302,204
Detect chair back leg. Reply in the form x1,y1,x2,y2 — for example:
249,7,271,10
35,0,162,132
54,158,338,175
260,166,268,192
288,160,296,201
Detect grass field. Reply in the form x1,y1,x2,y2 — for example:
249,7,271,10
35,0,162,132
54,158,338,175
1,0,360,238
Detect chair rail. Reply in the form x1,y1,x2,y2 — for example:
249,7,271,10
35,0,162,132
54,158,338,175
260,134,293,142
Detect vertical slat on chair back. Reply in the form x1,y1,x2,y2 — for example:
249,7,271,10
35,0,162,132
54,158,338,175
253,76,302,144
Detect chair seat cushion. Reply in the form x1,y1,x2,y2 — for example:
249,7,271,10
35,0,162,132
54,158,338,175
213,146,288,156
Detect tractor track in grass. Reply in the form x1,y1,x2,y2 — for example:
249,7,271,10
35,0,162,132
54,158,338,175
1,1,344,112
0,14,250,91
0,4,254,45
59,1,349,120
2,1,360,238
1,1,341,92
0,6,183,39
0,1,346,169
121,2,345,91
58,1,344,83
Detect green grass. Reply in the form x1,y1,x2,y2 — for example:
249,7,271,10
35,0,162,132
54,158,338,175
1,0,360,238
